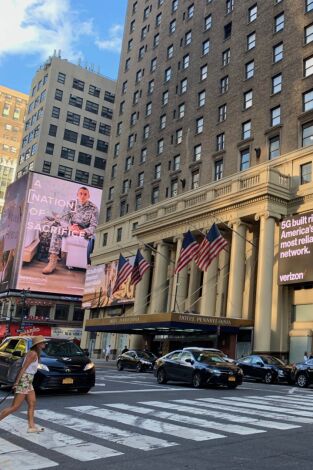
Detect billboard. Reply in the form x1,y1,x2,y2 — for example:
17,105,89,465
82,258,135,309
278,211,313,284
15,173,102,296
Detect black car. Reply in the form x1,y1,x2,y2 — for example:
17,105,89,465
0,336,95,393
291,358,313,387
116,350,157,372
236,354,293,384
154,348,243,389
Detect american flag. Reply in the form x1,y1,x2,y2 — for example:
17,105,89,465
175,230,199,274
130,249,150,286
112,254,133,294
195,223,227,271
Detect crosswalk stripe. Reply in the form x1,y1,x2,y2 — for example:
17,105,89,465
174,399,313,424
35,409,177,451
1,415,122,461
264,395,313,407
245,395,313,410
136,401,298,431
69,405,224,441
0,437,58,469
198,397,313,417
107,402,265,435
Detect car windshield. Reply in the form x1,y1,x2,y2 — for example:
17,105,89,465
192,351,227,363
262,356,285,366
136,351,154,360
42,341,84,357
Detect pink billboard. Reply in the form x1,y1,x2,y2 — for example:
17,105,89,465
16,173,102,296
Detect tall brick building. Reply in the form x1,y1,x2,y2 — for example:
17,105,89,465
82,0,313,363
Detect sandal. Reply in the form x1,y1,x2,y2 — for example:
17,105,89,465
27,427,45,433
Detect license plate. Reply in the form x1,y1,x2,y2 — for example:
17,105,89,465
228,376,236,382
62,378,74,384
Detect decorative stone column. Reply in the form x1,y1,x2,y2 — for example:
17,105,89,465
226,220,246,319
254,212,276,353
170,237,188,312
133,246,152,315
200,257,218,316
242,228,257,320
186,261,201,312
150,241,170,313
216,248,230,317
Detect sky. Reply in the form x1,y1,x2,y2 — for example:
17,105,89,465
0,0,128,95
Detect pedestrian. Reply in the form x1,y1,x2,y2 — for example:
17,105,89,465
304,351,308,361
0,336,47,433
105,344,111,361
121,346,128,354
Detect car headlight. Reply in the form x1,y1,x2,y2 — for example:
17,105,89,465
142,361,151,365
278,370,285,377
84,362,95,371
211,368,222,375
37,363,49,371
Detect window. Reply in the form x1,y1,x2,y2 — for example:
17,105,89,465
196,117,204,134
122,81,128,94
106,206,112,222
108,187,114,200
151,57,157,72
198,90,206,107
138,46,145,60
300,162,312,184
64,129,78,143
169,19,176,34
305,23,313,45
31,143,38,156
187,3,194,18
80,134,94,148
273,42,283,62
91,174,104,189
167,45,174,59
180,78,188,94
164,67,172,82
89,85,100,97
173,155,181,170
191,170,200,189
117,122,122,136
122,179,130,194
151,187,159,204
49,124,57,137
244,90,253,109
119,201,127,217
143,5,150,19
226,0,234,14
218,104,227,122
104,91,115,103
58,165,72,179
222,48,230,66
274,13,284,33
204,14,212,31
272,73,282,94
248,4,257,22
156,12,162,27
245,60,254,79
133,91,139,105
178,103,185,118
143,124,150,139
125,156,132,172
101,106,113,119
78,152,91,165
202,39,210,55
224,22,232,39
154,164,161,180
304,56,313,77
114,143,120,157
73,78,85,91
130,112,137,126
240,148,250,171
302,122,313,147
160,114,167,129
128,38,133,52
303,89,313,111
135,193,142,210
94,157,106,170
75,169,89,184
42,161,51,174
85,100,99,114
102,233,108,247
172,0,178,12
271,106,281,126
61,147,75,161
128,134,135,148
141,148,147,163
214,159,223,180
148,79,155,94
176,128,183,144
119,101,125,114
154,33,160,47
170,180,178,197
55,89,63,101
182,54,190,69
141,26,148,40
125,58,130,72
97,140,108,153
13,108,20,120
306,0,313,12
269,135,280,158
82,117,97,132
146,102,152,116
69,94,83,108
200,64,208,80
247,32,256,50
220,76,229,93
194,144,202,161
138,172,144,187
242,120,251,140
185,30,192,45
157,139,164,154
163,90,169,105
57,72,66,84
216,133,225,151
67,111,81,126
45,142,54,155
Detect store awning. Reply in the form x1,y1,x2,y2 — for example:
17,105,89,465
85,312,254,336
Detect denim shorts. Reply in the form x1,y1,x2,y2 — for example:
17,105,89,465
15,373,34,394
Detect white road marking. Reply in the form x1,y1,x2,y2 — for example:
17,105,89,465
245,395,313,409
106,402,265,435
35,409,177,451
69,405,225,441
2,415,122,461
0,437,58,470
89,387,199,394
264,395,313,406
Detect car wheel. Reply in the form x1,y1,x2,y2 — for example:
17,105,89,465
297,373,309,388
136,363,142,373
192,372,203,388
264,372,273,384
157,368,167,384
117,361,123,371
78,387,91,394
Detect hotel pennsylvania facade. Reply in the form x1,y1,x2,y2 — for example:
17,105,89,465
82,0,313,362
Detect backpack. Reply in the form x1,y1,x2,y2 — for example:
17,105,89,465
6,357,25,384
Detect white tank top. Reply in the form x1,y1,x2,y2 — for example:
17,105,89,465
24,354,39,375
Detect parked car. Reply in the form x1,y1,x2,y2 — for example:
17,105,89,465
116,350,157,372
183,347,235,363
291,358,313,387
0,336,95,393
154,348,243,389
236,354,293,384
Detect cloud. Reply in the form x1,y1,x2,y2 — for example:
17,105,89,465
0,0,94,61
95,24,123,53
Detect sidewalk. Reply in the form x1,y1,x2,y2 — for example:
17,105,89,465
93,358,116,368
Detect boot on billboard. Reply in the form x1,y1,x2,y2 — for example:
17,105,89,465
42,254,58,275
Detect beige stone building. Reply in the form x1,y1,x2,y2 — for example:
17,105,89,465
0,85,28,214
82,0,313,362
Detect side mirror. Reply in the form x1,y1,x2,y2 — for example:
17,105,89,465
256,361,264,367
185,358,194,364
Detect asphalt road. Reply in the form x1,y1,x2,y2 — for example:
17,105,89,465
1,364,313,470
